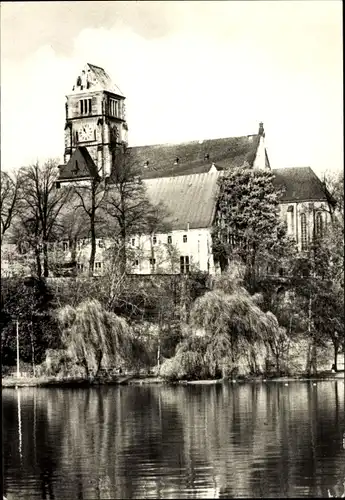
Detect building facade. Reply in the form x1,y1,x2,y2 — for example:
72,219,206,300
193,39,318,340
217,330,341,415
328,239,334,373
54,64,336,275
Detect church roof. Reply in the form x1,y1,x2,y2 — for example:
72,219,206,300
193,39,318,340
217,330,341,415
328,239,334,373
58,147,99,181
143,171,222,231
87,63,125,97
272,167,332,203
71,63,125,97
130,133,261,179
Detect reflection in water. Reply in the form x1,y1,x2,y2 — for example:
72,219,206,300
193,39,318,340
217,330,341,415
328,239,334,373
2,381,345,499
17,388,23,463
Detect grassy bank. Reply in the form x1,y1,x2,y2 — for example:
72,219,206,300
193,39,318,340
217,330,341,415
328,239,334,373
1,374,161,388
2,371,343,388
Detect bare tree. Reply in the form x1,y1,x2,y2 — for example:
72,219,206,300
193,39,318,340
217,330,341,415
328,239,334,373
17,160,71,277
0,170,22,239
105,147,171,273
104,147,150,273
321,171,343,223
71,176,108,277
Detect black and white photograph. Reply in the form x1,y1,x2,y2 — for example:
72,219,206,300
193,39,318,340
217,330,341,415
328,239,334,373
1,1,344,498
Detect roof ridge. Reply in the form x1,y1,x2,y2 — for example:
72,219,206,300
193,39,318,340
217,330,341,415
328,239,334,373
87,62,105,70
273,166,311,170
130,134,259,150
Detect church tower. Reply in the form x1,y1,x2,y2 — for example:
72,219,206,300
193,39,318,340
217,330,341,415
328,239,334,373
63,63,128,178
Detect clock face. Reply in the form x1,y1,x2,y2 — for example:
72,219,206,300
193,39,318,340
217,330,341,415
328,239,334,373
78,124,94,142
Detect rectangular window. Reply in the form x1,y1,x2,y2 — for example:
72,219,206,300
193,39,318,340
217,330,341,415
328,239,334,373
63,241,69,251
180,256,190,274
167,235,172,244
109,99,119,117
131,238,136,247
77,263,84,271
95,262,102,269
149,258,156,271
183,234,187,243
152,235,157,245
98,239,104,248
133,259,139,267
79,99,92,115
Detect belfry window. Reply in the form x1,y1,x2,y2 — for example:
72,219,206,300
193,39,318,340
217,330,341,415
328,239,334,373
79,99,92,115
300,213,307,250
109,99,119,117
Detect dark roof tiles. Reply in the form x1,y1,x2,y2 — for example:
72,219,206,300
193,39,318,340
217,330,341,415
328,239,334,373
130,134,260,179
58,147,98,181
272,167,329,202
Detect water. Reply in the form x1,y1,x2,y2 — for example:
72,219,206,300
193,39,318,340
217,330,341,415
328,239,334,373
2,381,345,499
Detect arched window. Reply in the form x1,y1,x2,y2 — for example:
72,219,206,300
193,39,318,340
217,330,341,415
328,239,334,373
315,212,323,238
287,205,294,235
300,213,307,250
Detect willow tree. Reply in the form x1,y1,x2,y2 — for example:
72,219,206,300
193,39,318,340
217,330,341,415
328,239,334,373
58,299,147,377
189,264,282,377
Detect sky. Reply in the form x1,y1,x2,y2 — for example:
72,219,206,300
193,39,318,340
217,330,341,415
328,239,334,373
1,1,343,177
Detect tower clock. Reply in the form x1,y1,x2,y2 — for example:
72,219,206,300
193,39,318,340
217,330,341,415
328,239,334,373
63,63,128,178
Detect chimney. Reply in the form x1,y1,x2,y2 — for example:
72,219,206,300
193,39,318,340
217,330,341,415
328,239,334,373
258,122,265,137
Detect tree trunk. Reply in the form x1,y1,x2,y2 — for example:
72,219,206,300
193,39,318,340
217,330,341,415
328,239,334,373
35,247,42,278
95,351,103,377
311,341,317,375
119,226,127,275
333,339,339,371
276,353,280,376
30,330,36,377
82,357,89,379
89,213,96,277
43,240,49,277
157,339,161,371
305,339,317,376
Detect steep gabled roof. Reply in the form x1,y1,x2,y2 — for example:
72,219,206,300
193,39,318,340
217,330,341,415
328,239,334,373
58,147,98,181
130,134,261,179
87,63,125,97
272,167,331,203
71,63,125,97
143,171,222,231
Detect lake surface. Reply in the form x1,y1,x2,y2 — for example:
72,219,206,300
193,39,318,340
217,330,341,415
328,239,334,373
2,381,345,499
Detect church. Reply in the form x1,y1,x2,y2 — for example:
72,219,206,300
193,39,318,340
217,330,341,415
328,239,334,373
57,64,334,275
